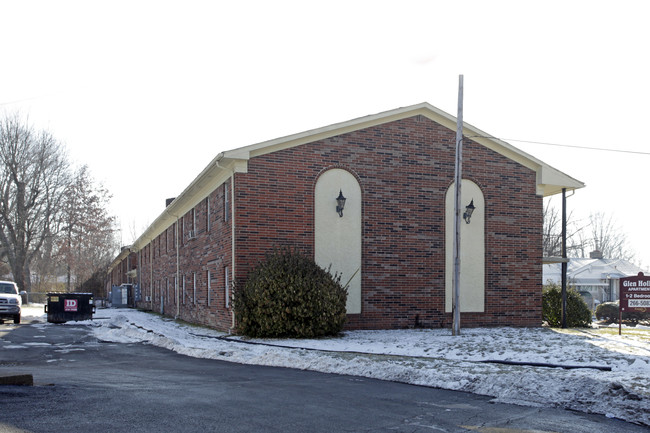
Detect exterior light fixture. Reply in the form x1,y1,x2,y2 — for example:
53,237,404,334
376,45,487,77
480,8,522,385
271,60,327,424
336,190,346,217
463,199,475,224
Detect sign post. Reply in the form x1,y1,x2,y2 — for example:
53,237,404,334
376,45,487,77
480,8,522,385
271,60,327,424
618,272,650,335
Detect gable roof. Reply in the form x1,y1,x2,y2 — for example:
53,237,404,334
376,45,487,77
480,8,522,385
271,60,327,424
543,258,648,286
111,102,584,270
219,102,584,197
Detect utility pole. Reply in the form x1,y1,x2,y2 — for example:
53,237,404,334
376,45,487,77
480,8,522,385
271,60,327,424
452,74,464,336
561,188,567,328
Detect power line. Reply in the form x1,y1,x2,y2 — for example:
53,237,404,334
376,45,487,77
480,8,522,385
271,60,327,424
0,96,43,106
467,136,650,156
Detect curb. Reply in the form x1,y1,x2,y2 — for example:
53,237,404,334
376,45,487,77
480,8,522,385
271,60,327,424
0,374,33,386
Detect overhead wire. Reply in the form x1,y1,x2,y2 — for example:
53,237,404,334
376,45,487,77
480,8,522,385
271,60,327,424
466,136,650,156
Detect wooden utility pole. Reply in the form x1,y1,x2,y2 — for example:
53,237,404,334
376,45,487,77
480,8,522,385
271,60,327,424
561,188,567,328
452,75,464,336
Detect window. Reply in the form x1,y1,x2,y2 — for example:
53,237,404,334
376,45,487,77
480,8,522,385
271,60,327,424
225,266,230,308
182,275,186,305
193,272,197,304
206,197,211,232
224,183,229,222
185,209,197,240
207,270,211,306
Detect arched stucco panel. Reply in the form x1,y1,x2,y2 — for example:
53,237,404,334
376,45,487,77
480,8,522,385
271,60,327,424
315,169,362,314
445,179,485,312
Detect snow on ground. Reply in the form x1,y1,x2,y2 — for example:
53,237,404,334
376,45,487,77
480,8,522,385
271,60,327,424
20,305,650,426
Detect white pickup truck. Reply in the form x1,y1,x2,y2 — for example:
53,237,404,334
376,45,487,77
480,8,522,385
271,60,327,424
0,280,23,324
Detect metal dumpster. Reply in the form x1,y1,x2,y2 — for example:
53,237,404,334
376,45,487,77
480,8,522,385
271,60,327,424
45,293,95,324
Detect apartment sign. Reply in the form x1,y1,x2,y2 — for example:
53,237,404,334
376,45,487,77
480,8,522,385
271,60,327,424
620,272,650,312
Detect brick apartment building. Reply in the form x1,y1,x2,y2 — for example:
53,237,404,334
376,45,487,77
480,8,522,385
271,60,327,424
107,102,584,331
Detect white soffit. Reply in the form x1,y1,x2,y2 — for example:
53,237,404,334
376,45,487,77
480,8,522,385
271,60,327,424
221,102,584,197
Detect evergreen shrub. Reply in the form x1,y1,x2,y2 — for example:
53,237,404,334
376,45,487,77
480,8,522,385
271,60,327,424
542,283,592,327
595,302,619,324
595,301,650,325
234,247,348,338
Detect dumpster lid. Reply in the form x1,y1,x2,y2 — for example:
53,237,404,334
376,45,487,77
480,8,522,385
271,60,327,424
47,292,94,296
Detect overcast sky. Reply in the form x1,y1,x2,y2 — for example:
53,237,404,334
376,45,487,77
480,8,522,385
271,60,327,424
2,1,649,267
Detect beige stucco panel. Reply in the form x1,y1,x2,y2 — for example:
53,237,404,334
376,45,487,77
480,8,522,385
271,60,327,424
314,169,362,314
445,179,485,312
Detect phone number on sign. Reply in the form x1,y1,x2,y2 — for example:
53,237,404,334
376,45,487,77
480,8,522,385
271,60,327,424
629,299,650,308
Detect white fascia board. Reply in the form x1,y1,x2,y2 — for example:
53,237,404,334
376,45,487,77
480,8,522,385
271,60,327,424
119,102,584,262
536,165,585,197
221,102,584,198
460,121,585,197
130,157,245,252
221,103,443,159
108,247,133,274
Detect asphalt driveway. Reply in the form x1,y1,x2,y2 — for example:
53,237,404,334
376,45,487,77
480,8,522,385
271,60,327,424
0,318,647,433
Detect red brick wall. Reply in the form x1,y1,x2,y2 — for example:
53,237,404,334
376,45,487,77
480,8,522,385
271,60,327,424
108,252,137,287
234,115,542,329
116,114,542,331
135,182,233,330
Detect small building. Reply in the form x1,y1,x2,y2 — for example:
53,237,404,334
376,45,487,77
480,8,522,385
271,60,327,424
543,251,647,310
108,102,584,331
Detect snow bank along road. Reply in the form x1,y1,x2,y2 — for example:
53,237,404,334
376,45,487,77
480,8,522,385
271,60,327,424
20,306,650,427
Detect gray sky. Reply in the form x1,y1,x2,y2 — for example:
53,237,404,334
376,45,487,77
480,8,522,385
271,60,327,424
2,0,649,267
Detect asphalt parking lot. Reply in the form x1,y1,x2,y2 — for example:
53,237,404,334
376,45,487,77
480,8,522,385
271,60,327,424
1,317,648,433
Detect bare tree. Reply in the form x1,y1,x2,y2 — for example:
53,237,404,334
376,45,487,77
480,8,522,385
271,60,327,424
0,114,69,291
543,201,563,257
574,212,635,261
544,202,635,261
542,202,583,257
0,246,10,278
56,165,118,291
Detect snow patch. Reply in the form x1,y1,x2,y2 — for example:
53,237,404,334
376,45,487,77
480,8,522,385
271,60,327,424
16,307,650,426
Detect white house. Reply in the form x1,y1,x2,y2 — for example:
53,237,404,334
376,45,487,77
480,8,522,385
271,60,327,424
543,250,647,310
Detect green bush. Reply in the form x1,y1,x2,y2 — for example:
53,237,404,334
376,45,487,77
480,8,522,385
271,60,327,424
595,302,619,323
234,247,348,338
542,283,592,327
595,301,650,325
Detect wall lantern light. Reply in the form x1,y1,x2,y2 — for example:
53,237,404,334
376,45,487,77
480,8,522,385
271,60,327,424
336,190,346,217
463,199,476,224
